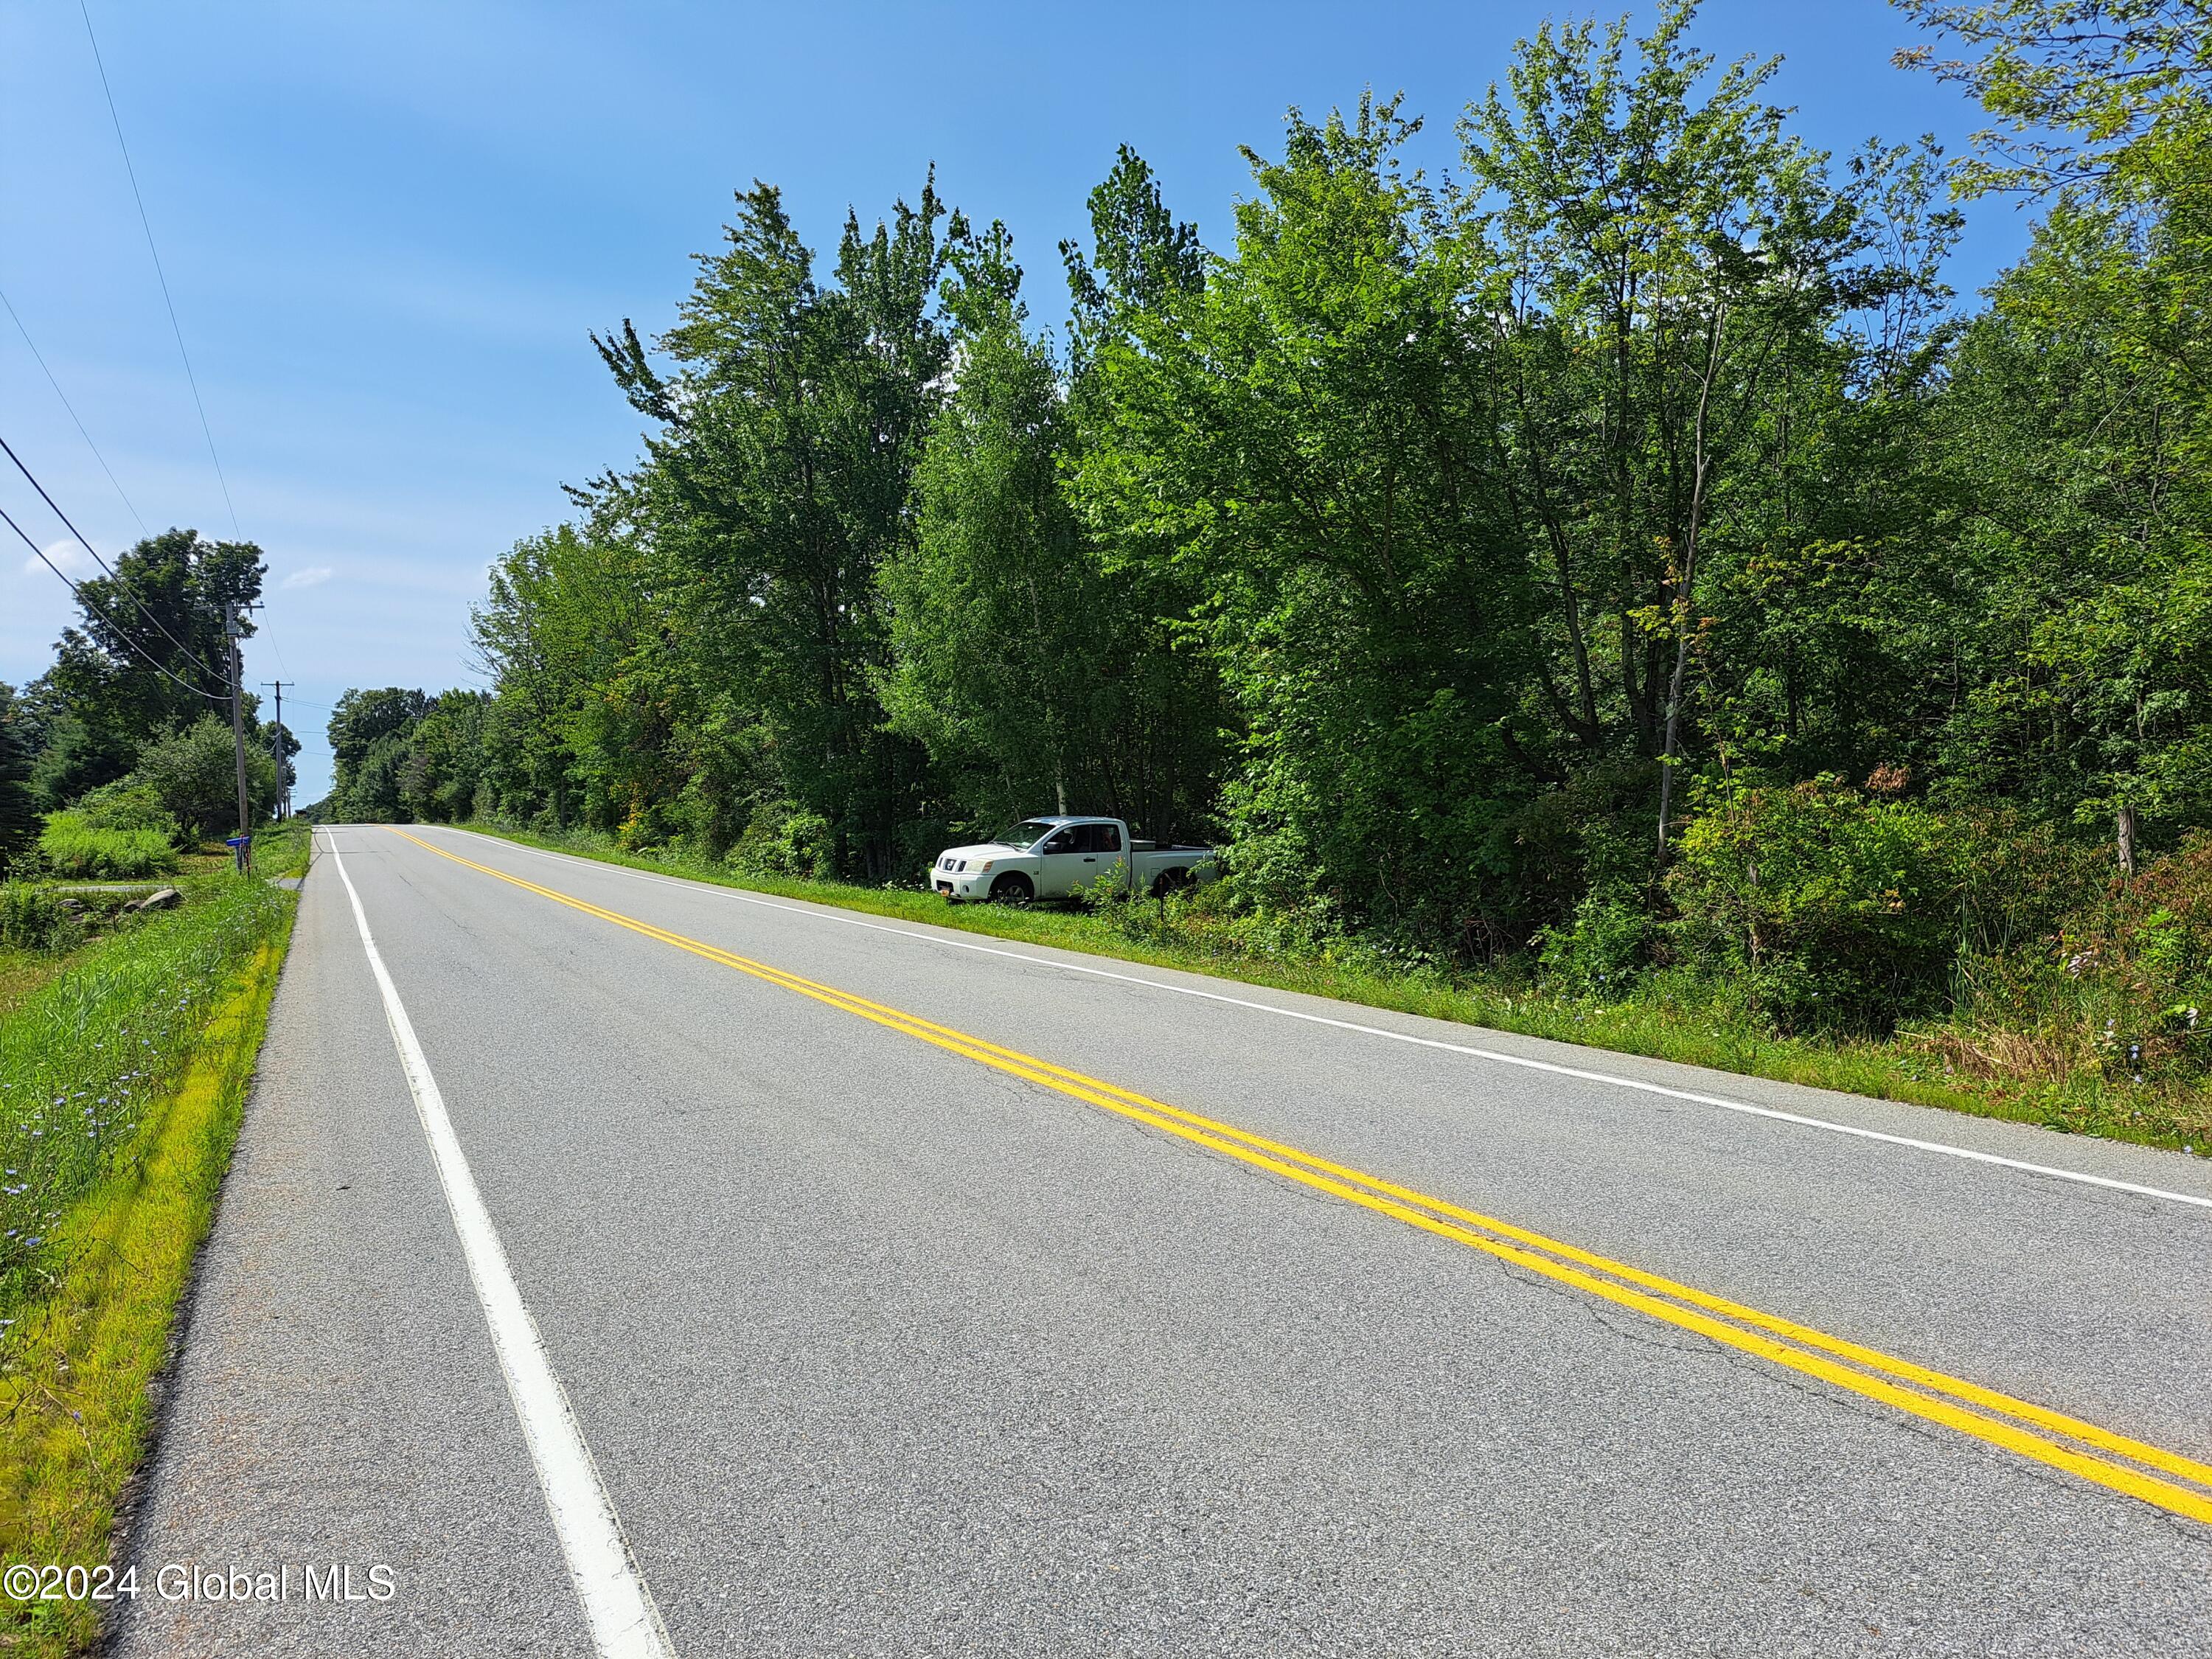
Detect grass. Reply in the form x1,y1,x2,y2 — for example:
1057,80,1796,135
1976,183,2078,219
0,846,303,1657
462,820,2210,1159
33,821,176,883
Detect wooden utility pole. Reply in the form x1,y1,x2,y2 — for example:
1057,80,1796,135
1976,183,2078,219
262,681,291,819
225,603,251,872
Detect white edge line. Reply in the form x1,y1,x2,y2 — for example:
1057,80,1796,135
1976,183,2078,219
321,832,677,1658
422,826,2212,1215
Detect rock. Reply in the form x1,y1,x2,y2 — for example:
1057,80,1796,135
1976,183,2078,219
131,887,184,913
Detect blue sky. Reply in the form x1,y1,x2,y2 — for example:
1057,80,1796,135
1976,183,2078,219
1,0,2030,802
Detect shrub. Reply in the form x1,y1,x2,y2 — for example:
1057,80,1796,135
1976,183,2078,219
2056,833,2212,1080
727,802,834,880
35,813,179,880
133,715,277,844
1669,777,1964,1034
70,777,185,848
0,886,83,953
1535,891,1651,998
1091,869,1357,966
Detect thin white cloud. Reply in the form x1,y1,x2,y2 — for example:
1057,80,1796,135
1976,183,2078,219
21,539,97,581
281,565,335,589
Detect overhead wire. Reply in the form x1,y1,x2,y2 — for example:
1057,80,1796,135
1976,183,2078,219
0,285,150,538
0,432,224,679
3,500,227,701
78,0,240,539
52,6,319,796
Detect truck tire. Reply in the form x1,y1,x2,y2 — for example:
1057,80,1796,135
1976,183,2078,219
989,872,1034,905
1150,867,1192,900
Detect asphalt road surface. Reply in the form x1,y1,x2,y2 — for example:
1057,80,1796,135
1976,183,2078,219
112,825,2212,1657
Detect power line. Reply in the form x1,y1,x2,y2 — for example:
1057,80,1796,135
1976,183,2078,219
253,596,296,683
1,500,226,701
78,0,240,540
0,285,150,538
0,431,222,679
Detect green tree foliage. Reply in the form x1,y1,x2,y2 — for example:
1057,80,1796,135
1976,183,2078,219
327,687,429,823
1071,98,1547,942
316,0,2212,1044
882,209,1223,841
319,689,494,825
1895,0,2211,197
590,177,961,874
68,777,184,847
132,715,279,844
1668,776,1966,1031
37,527,262,801
1901,0,2212,866
470,525,636,830
397,692,490,823
0,684,35,877
1456,4,1960,859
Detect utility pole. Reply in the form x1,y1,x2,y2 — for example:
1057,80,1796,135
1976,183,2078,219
262,681,291,819
224,602,252,872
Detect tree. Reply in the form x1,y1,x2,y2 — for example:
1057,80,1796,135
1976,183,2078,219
400,691,490,823
591,175,962,874
1899,0,2212,861
327,688,429,822
1894,0,2212,198
1074,98,1540,942
329,687,428,775
40,527,263,797
133,714,279,844
0,684,35,877
1456,1,1955,863
880,211,1223,838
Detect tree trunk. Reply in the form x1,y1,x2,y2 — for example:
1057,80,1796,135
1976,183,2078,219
1655,300,1728,870
2117,804,2139,877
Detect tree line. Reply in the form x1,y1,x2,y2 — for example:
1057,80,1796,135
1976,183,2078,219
1,526,290,877
320,0,2212,1043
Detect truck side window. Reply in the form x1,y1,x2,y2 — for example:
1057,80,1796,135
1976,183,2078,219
1093,824,1121,853
1043,830,1076,853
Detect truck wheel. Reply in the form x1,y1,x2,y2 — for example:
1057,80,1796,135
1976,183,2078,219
989,872,1034,905
1150,868,1192,900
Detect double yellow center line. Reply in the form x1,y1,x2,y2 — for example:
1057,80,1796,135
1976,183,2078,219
390,828,2212,1527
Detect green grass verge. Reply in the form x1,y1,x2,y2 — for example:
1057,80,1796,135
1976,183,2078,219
0,868,299,1656
458,822,2208,1158
252,819,313,882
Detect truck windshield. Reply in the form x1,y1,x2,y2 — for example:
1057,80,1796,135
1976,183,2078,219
993,821,1059,848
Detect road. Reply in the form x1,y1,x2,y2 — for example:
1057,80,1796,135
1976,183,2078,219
112,824,2212,1657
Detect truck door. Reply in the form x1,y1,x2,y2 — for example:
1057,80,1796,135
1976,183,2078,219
1034,825,1087,897
1090,821,1127,893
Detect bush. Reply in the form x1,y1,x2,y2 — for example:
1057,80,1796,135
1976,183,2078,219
35,813,179,880
726,802,835,880
133,715,277,844
69,777,185,848
0,886,83,953
2056,833,2212,1080
1535,891,1651,998
1669,777,1964,1034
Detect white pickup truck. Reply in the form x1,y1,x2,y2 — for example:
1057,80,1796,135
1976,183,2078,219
931,815,1218,904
